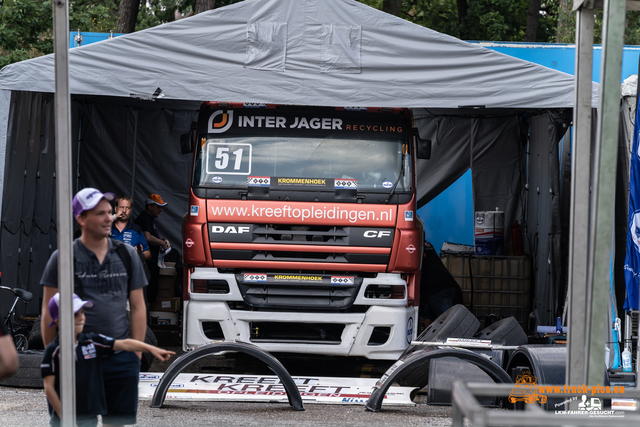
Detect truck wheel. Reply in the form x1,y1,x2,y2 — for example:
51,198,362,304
473,316,527,346
27,315,45,350
401,304,480,358
0,350,44,388
140,326,158,372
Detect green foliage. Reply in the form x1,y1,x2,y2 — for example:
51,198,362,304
0,0,119,67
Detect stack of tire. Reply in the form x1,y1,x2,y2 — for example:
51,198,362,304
393,304,528,391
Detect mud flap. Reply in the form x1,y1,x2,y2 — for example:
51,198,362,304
150,341,304,411
365,346,511,412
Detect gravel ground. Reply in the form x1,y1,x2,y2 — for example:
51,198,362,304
0,386,456,427
1,348,459,426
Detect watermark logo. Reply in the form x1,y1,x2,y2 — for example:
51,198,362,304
508,371,547,404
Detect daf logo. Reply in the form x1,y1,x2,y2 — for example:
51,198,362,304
363,230,391,238
211,225,250,234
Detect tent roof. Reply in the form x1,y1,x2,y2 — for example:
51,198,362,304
0,0,598,109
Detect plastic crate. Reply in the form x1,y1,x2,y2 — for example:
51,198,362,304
440,252,532,327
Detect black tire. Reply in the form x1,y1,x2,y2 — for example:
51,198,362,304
402,304,480,358
27,315,45,350
140,326,158,372
0,350,44,388
473,316,527,346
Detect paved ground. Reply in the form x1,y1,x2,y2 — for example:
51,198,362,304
0,347,459,426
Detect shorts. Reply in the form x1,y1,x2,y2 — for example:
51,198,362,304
50,413,97,427
101,351,141,425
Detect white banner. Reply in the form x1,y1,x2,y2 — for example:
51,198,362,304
139,373,416,406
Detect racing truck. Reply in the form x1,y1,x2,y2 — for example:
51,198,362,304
180,102,430,360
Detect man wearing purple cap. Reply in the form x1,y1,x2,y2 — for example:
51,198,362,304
39,187,148,426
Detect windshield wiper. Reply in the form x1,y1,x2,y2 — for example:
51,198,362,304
380,145,406,204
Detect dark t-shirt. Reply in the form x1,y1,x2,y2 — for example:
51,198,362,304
135,210,160,262
0,321,9,337
40,239,147,340
41,332,115,416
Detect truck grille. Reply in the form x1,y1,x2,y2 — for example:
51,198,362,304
236,272,363,310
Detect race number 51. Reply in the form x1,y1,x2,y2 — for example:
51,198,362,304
206,143,252,175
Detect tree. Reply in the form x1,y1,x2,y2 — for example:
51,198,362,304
195,0,216,15
116,0,141,34
525,0,541,42
382,0,402,17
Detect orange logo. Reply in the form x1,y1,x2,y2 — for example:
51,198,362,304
207,110,234,134
509,372,547,404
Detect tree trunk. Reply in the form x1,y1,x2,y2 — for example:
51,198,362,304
556,0,575,43
457,0,468,39
382,0,402,17
115,0,140,34
524,0,541,42
195,0,216,15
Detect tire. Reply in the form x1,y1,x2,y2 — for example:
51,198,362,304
473,316,527,346
27,315,45,350
401,304,480,358
0,350,44,388
140,326,158,372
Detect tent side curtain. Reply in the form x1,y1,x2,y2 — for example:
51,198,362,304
0,92,199,318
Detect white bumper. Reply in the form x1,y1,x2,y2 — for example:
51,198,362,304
183,269,418,360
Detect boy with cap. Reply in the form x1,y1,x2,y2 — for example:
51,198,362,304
41,293,174,427
40,187,149,426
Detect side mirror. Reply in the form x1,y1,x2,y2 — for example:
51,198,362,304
180,121,197,154
413,127,431,160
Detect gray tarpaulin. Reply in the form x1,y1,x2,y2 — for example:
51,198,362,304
0,0,593,324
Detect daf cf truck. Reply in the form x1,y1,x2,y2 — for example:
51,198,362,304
181,102,430,360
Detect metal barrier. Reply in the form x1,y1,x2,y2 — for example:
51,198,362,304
451,382,640,426
150,341,304,411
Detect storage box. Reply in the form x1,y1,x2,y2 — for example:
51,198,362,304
439,252,531,327
149,297,181,312
157,263,176,298
149,311,178,326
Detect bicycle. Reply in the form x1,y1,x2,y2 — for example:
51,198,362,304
1,285,34,351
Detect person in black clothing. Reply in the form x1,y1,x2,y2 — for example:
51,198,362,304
134,194,170,303
41,293,174,427
419,241,463,328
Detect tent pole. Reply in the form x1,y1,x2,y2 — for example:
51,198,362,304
130,108,138,201
586,0,625,385
567,2,595,386
52,0,76,425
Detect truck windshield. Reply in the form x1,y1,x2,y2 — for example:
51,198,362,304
193,135,411,193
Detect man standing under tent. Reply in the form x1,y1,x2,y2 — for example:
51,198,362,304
112,195,151,262
40,188,148,426
135,194,171,303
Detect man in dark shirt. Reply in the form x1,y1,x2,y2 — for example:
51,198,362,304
419,241,463,328
135,194,170,303
40,187,148,426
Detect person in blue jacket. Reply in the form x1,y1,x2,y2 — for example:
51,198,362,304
111,195,151,261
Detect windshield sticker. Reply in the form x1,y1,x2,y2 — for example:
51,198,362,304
212,176,223,184
382,181,393,189
248,176,271,187
405,211,414,221
205,142,252,175
271,177,333,190
334,179,358,189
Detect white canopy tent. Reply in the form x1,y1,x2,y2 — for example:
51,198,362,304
0,0,599,327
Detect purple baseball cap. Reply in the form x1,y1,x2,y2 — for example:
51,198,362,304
48,293,95,327
72,188,115,218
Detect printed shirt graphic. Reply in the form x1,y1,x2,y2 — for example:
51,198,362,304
624,97,640,311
